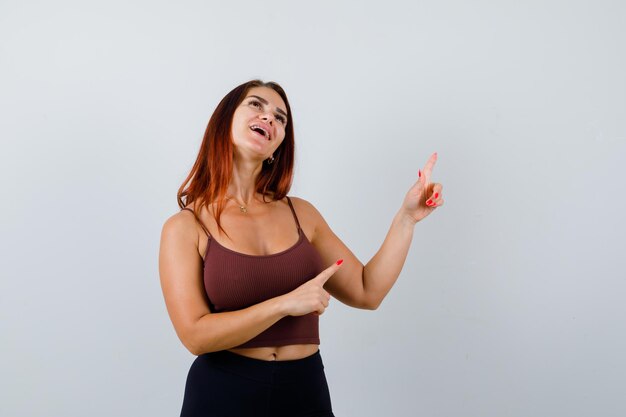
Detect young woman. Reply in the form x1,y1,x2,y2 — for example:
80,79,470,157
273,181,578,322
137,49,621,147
159,79,443,416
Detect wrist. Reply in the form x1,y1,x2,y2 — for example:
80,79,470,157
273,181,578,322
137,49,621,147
271,295,289,318
397,209,418,227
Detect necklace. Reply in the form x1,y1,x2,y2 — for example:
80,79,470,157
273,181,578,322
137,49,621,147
225,196,249,213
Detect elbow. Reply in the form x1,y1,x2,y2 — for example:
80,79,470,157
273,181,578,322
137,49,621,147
362,293,382,310
188,341,204,356
185,334,220,356
361,271,382,310
184,327,224,356
182,334,201,356
187,346,200,356
186,337,215,356
182,327,210,356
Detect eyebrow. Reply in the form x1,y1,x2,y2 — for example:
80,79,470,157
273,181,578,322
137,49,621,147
247,95,288,119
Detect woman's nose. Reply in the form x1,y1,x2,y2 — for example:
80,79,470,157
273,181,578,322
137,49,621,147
260,113,274,124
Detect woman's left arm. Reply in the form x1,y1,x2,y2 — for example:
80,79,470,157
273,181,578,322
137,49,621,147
307,152,443,310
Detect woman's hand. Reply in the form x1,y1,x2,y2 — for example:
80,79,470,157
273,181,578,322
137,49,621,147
278,260,344,317
401,152,444,224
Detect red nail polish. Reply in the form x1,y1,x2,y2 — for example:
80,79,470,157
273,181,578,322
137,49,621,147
426,200,432,205
336,259,343,265
434,193,438,198
418,170,421,178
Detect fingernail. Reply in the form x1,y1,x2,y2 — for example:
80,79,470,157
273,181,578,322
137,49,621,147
336,259,344,265
418,170,421,178
426,200,432,205
434,193,438,198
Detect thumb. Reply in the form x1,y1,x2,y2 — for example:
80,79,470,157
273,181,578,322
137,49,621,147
314,259,344,285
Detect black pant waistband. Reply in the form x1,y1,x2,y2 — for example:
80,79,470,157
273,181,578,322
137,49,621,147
199,349,324,384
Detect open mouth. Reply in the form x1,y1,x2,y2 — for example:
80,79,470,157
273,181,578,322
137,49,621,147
250,125,270,140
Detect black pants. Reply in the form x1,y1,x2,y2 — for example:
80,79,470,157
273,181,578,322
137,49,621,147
180,349,335,417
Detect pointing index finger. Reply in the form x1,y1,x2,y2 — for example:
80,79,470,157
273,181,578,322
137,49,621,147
421,152,438,186
316,259,343,284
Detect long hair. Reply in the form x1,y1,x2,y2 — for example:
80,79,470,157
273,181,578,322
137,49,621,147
176,79,295,236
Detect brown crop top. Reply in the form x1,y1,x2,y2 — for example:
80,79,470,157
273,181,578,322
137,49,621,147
181,196,325,349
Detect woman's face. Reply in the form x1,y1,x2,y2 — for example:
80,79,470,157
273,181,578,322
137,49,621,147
230,86,289,161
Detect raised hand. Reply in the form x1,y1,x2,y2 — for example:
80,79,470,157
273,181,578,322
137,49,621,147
279,260,344,317
401,152,444,224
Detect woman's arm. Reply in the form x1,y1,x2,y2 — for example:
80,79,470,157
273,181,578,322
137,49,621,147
361,210,417,309
159,211,341,355
159,213,287,355
304,153,443,310
304,201,416,310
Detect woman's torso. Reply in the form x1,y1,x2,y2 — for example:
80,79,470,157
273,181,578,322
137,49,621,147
187,196,320,362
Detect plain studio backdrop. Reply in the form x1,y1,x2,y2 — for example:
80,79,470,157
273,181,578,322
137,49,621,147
1,1,625,416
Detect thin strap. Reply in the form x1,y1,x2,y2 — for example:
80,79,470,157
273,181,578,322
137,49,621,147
285,196,302,232
181,207,212,238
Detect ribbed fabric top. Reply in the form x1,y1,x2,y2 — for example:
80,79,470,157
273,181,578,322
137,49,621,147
181,196,324,348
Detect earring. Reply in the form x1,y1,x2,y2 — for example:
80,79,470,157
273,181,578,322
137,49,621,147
266,154,275,164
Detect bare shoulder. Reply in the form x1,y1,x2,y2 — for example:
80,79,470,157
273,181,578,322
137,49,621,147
286,196,325,235
287,195,323,217
158,208,210,354
160,208,200,249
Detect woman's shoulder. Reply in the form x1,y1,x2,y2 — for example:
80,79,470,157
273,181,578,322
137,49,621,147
160,207,201,251
286,195,325,223
285,196,334,245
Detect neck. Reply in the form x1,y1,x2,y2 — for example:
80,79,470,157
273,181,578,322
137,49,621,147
229,155,263,205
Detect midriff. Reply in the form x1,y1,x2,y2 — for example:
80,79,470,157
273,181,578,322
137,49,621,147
227,344,319,361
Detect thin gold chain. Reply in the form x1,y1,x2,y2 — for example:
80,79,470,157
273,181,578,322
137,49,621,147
225,196,249,213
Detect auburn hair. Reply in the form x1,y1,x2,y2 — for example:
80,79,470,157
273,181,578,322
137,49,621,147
176,79,295,236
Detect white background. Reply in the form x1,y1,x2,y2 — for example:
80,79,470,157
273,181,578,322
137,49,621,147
1,1,625,416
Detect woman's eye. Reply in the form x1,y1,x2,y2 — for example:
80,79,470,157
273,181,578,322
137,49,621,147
249,100,286,125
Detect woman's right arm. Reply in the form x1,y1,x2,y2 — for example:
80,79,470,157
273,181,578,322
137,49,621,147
158,212,340,356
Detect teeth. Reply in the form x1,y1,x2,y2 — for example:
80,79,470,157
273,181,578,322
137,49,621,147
250,124,270,140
